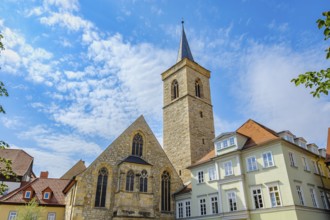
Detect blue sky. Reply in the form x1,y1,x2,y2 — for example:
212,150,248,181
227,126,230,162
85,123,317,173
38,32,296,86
0,0,329,177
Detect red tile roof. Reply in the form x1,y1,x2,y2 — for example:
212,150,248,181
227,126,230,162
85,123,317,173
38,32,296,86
0,178,70,206
0,149,33,177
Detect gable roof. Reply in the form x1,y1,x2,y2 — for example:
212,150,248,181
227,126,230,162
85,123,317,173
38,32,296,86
60,159,86,180
0,149,34,177
0,178,70,206
119,155,152,166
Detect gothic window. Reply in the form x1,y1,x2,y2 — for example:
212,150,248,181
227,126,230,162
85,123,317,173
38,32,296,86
195,79,203,98
171,80,179,100
95,167,108,207
161,171,171,212
139,170,148,192
126,170,134,192
132,133,143,157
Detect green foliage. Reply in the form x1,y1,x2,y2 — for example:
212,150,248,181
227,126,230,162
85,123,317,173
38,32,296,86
291,11,330,97
17,198,44,220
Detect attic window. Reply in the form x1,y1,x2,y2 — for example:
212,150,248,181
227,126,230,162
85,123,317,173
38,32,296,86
24,191,31,199
44,192,50,200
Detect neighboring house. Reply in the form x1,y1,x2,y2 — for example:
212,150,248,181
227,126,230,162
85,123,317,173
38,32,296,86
0,149,35,196
0,171,70,220
175,119,330,220
60,160,86,180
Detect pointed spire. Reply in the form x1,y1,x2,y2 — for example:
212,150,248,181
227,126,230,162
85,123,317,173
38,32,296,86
177,20,194,63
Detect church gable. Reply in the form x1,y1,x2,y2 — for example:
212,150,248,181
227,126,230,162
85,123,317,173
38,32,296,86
68,115,183,220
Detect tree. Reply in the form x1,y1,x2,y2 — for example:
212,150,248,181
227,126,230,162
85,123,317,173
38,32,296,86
0,33,15,195
291,11,330,97
17,198,44,220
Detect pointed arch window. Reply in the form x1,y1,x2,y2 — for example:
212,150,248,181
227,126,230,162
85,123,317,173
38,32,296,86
172,80,179,100
161,171,171,212
132,133,143,157
140,170,148,192
195,79,203,98
126,170,135,192
95,167,108,207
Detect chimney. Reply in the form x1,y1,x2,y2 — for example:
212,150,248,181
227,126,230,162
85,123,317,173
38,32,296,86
40,171,49,179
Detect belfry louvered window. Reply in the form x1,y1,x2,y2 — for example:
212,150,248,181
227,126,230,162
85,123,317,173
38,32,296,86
95,167,108,207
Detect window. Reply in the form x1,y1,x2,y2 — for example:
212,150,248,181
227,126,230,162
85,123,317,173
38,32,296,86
310,188,318,208
320,191,329,209
161,171,171,212
44,192,50,199
312,161,319,174
318,164,325,176
296,185,305,205
223,140,228,148
302,157,310,171
200,198,206,215
195,79,202,98
47,213,56,220
268,185,281,207
262,152,274,168
229,137,235,146
227,191,237,211
172,80,179,99
24,191,31,199
178,202,183,218
185,201,191,217
211,196,219,214
224,161,233,176
132,133,143,157
288,152,297,167
200,111,203,118
252,188,264,209
247,156,258,172
208,167,216,181
8,211,17,220
95,167,108,207
139,170,148,192
126,170,134,192
198,171,204,183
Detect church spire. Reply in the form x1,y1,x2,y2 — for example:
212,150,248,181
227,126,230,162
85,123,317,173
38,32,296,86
177,20,194,63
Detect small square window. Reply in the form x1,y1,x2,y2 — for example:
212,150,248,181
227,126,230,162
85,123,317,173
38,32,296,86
25,191,31,199
44,192,50,199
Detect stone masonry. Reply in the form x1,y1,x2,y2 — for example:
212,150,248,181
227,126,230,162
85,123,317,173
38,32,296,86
65,116,183,220
162,58,215,183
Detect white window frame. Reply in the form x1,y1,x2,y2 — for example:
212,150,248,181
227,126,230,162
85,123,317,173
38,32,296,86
312,161,319,174
44,192,50,199
318,164,325,176
246,156,258,172
200,198,207,216
208,167,217,181
296,185,305,205
223,140,228,148
177,201,184,218
210,196,219,214
227,191,237,212
229,137,235,146
268,185,282,207
320,191,329,209
224,161,233,176
24,191,31,199
185,200,191,217
309,188,319,208
251,187,264,209
302,157,310,171
197,171,204,183
8,211,17,220
262,152,274,168
47,213,56,220
288,152,297,167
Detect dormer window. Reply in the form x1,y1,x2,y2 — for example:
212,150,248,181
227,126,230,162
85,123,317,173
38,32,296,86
44,192,50,199
284,135,294,143
24,191,31,199
215,136,237,155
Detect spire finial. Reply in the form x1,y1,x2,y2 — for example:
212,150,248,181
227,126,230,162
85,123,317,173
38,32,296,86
181,18,184,26
176,19,194,63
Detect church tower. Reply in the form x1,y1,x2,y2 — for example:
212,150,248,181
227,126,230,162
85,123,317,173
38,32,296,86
162,22,215,183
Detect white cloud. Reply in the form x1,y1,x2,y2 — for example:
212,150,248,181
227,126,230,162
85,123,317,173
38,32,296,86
235,43,330,147
40,12,92,31
0,116,22,129
18,125,102,155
